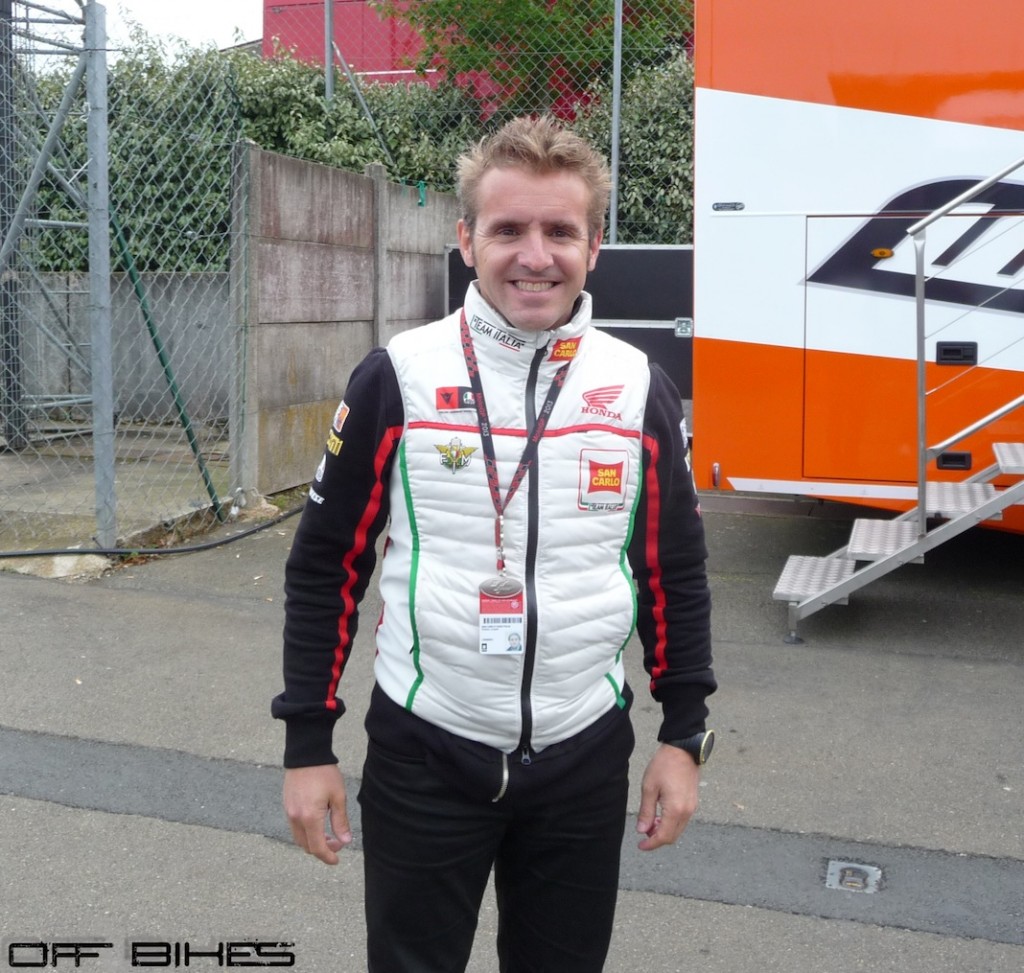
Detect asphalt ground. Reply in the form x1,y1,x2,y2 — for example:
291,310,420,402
1,493,1022,972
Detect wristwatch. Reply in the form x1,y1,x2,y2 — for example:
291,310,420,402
664,729,715,766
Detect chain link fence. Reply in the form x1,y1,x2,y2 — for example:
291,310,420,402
0,1,246,556
264,0,696,243
1,0,695,557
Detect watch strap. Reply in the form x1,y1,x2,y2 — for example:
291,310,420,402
664,729,714,765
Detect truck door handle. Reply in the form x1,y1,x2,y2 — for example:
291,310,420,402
936,341,977,365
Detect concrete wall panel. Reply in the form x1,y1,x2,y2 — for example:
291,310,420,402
238,145,459,496
256,399,339,496
21,272,231,422
385,182,461,253
388,250,451,324
255,240,374,325
255,152,373,248
254,320,373,412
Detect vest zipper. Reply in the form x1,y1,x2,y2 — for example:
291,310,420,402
516,348,545,764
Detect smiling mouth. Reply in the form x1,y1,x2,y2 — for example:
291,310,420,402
514,281,556,292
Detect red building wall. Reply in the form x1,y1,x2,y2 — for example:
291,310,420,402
262,0,427,82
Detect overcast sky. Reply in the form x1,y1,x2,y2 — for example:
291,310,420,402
104,0,263,50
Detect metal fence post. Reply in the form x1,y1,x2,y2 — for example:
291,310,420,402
85,0,115,547
229,138,253,501
609,0,623,244
324,0,334,102
367,161,389,349
0,0,26,451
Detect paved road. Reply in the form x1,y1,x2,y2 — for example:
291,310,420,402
1,495,1021,971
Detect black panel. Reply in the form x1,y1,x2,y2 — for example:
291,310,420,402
937,451,972,471
598,325,693,397
445,245,694,396
936,341,978,366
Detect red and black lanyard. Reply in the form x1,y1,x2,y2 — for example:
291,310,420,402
459,311,574,575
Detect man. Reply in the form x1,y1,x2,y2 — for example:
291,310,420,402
272,115,715,972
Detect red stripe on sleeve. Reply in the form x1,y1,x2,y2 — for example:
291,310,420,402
642,433,670,683
325,426,402,708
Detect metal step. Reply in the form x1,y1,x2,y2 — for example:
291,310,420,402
773,477,1024,618
773,555,855,603
993,442,1024,474
847,518,924,563
925,481,1001,520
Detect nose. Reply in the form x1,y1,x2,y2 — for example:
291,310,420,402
518,229,553,272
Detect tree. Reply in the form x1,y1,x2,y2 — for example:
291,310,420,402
371,0,691,119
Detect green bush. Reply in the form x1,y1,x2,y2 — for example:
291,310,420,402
26,35,694,272
29,37,240,272
573,50,695,243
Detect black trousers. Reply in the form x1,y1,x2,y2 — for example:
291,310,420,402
357,714,634,973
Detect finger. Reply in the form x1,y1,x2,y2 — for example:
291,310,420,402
635,790,659,838
637,804,693,851
287,817,310,854
287,806,341,865
658,806,690,845
638,810,675,851
329,805,354,848
636,813,661,850
638,834,663,851
303,816,340,866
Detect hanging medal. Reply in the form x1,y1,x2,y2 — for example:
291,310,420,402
459,312,573,655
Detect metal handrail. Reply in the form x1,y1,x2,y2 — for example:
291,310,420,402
907,152,1024,537
906,152,1024,235
926,393,1024,459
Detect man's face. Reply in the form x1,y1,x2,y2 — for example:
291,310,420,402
457,166,601,332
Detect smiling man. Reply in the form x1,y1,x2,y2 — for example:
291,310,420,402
273,116,716,973
456,164,599,332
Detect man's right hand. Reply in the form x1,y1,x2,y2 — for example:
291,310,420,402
283,764,352,865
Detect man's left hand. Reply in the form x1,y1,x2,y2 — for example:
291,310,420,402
635,742,701,851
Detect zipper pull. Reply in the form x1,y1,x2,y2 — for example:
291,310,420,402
521,746,532,766
491,752,509,803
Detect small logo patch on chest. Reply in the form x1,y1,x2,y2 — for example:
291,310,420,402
578,449,629,510
436,437,478,474
581,386,624,421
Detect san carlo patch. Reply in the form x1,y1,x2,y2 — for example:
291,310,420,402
578,449,629,511
548,337,581,362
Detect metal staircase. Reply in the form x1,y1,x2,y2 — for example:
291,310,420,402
774,429,1024,642
773,155,1024,642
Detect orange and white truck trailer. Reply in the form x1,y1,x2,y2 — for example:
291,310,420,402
691,0,1024,633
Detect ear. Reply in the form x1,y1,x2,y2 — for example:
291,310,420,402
456,218,475,267
587,228,603,272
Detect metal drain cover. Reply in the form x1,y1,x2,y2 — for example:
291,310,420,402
825,859,882,893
